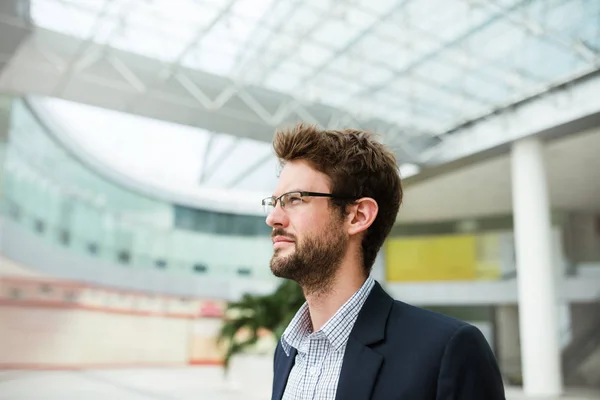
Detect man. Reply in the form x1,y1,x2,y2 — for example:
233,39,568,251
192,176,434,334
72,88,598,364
263,123,505,400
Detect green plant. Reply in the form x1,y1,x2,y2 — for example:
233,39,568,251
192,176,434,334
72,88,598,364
217,279,305,370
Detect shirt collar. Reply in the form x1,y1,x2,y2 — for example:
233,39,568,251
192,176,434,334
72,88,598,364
280,276,375,356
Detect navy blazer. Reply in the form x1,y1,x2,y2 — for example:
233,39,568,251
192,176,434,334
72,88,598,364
272,281,505,400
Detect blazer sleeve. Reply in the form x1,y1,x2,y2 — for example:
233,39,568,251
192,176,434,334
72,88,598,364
436,324,506,400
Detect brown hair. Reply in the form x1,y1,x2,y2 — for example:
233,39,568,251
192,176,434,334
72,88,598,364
272,123,402,276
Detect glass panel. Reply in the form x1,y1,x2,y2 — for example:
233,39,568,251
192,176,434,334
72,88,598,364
2,98,273,282
29,0,600,141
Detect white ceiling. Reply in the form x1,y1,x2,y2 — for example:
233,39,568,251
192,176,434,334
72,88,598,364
399,125,600,223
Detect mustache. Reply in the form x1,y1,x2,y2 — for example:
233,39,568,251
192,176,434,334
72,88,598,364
271,228,296,241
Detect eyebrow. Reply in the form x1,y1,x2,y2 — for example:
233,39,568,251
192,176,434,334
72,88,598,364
272,189,305,197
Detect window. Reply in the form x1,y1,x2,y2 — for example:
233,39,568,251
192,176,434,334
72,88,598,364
87,242,98,254
193,263,208,273
39,284,52,294
117,250,131,264
59,229,70,245
34,219,45,234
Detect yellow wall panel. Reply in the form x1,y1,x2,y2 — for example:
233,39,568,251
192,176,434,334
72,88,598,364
386,234,477,282
474,232,503,280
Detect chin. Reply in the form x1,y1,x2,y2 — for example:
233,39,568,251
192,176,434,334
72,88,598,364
270,254,291,275
274,246,294,257
270,262,286,278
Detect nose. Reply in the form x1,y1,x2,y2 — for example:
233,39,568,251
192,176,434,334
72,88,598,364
266,202,288,228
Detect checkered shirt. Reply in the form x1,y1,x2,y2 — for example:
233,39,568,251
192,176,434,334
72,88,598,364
280,276,375,400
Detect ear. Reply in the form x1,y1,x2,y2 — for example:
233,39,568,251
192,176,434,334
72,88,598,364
346,197,378,236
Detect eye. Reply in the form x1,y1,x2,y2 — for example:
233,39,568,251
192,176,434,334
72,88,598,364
287,195,302,205
262,198,275,207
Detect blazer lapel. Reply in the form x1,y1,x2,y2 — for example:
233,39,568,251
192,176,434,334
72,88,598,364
271,346,296,400
334,336,383,400
335,281,394,400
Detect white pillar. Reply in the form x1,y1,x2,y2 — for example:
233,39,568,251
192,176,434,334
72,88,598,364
511,138,562,396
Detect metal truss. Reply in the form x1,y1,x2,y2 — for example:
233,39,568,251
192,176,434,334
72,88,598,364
197,132,216,185
199,136,241,185
0,27,421,157
3,0,599,172
120,0,241,113
420,68,600,164
226,152,273,188
483,0,600,64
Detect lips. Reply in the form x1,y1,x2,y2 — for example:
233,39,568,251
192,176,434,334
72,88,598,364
272,236,295,244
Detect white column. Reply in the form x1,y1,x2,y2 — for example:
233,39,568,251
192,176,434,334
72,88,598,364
511,137,562,396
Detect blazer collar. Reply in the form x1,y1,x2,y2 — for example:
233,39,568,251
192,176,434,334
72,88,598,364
271,281,394,400
334,281,394,400
348,281,394,345
272,345,296,400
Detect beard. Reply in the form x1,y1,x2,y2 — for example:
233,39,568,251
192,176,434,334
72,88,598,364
269,223,348,296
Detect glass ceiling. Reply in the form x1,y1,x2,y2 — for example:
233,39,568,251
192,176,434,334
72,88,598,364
36,97,422,199
38,97,279,194
30,0,600,139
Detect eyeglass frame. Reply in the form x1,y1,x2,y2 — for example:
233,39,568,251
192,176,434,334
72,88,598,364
261,191,358,214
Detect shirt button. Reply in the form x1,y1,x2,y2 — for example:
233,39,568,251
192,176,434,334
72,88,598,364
309,367,318,376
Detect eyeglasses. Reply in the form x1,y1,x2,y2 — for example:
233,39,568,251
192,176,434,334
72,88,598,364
261,191,356,215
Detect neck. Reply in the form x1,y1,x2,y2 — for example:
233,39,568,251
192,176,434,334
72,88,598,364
303,262,366,332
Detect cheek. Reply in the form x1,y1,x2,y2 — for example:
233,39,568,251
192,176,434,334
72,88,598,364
298,219,334,246
290,211,323,236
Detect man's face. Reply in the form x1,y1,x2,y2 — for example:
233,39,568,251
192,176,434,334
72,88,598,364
266,160,348,293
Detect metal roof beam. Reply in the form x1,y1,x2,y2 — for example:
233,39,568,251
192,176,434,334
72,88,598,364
0,0,33,75
0,28,430,163
122,0,241,112
200,137,241,185
226,152,272,188
420,68,600,164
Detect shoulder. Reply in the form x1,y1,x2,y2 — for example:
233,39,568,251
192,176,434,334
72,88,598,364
360,281,476,348
389,300,467,329
385,300,495,361
386,300,475,346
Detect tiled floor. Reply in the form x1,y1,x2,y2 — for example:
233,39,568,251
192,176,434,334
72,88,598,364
504,387,600,400
0,368,598,399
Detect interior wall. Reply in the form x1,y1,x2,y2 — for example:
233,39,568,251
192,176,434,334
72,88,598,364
0,305,190,367
564,212,600,269
495,304,521,381
0,94,10,202
0,269,228,369
0,217,263,300
570,302,600,339
578,346,600,388
189,318,224,365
